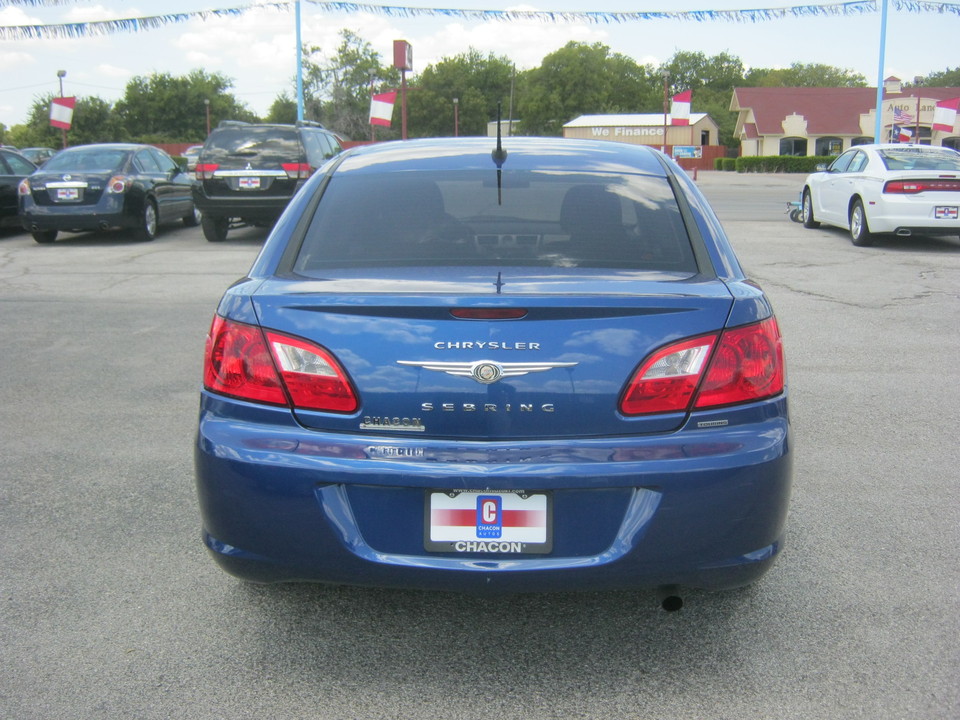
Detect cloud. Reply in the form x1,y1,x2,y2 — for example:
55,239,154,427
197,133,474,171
94,63,133,80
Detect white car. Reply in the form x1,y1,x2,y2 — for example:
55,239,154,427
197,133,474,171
801,143,960,246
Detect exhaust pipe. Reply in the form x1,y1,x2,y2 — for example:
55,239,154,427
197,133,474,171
99,222,111,231
896,228,911,237
657,585,684,612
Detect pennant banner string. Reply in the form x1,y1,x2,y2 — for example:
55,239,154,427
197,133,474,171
0,1,956,41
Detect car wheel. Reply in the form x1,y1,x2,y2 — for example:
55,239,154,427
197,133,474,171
802,189,820,228
849,199,874,247
32,230,57,244
183,205,202,227
202,215,229,242
136,199,159,241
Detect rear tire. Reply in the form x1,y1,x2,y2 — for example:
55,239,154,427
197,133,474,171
202,215,229,242
802,189,819,228
183,205,201,227
32,230,57,244
849,199,874,247
136,199,158,241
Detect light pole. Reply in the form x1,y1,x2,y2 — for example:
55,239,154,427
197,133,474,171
913,75,924,143
453,97,459,137
204,98,211,136
661,69,670,154
57,70,67,148
368,70,377,142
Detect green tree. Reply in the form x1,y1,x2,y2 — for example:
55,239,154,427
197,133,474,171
662,51,745,94
407,49,515,137
265,92,298,124
301,30,401,140
517,42,657,136
113,70,255,142
657,51,751,149
746,62,866,87
10,94,122,147
917,66,960,86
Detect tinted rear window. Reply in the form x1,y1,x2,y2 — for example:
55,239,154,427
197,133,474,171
295,170,696,272
879,148,960,171
203,127,301,166
43,150,127,172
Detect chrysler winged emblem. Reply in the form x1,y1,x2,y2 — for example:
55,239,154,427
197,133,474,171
397,359,577,385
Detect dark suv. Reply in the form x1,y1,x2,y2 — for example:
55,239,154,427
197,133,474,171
192,120,342,242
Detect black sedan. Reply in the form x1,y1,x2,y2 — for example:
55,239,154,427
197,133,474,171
18,143,200,243
1,148,37,229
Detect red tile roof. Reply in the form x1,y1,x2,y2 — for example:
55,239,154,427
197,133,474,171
732,86,960,135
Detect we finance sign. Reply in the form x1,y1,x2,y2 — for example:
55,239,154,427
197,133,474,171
592,127,664,137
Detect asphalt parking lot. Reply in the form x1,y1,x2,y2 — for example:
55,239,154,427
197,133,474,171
2,172,958,719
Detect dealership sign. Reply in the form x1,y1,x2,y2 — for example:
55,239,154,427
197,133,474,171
591,127,664,137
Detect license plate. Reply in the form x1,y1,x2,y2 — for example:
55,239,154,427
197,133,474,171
935,206,958,219
238,177,260,190
425,490,552,554
56,188,79,201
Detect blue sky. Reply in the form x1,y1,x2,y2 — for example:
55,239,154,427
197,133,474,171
0,0,957,129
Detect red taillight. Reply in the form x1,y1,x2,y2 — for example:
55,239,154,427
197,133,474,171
620,317,784,416
620,335,718,415
694,317,784,409
203,316,358,413
884,178,960,194
195,163,219,180
450,308,528,319
107,175,131,194
204,316,287,406
282,162,312,180
263,330,358,412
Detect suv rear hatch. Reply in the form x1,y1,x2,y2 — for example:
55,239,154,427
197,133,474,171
197,125,305,198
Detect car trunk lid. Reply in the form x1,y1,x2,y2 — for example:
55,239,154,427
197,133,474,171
249,269,733,439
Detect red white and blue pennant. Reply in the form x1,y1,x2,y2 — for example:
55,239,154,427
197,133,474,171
0,1,957,41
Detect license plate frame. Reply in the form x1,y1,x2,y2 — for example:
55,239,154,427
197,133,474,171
424,489,553,554
935,205,958,219
56,188,80,201
238,177,261,190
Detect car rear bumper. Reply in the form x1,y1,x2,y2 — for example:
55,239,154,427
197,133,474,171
195,392,792,593
865,198,960,235
192,186,290,222
20,198,135,231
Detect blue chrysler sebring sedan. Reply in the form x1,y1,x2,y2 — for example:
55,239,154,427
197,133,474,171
195,137,791,603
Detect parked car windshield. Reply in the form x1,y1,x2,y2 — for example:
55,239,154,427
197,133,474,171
878,147,960,171
295,170,697,274
42,149,127,172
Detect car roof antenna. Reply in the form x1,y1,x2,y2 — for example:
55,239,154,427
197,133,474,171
491,102,508,205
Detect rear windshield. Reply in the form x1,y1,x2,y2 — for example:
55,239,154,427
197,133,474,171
43,149,127,172
878,148,960,171
203,127,301,166
294,170,696,272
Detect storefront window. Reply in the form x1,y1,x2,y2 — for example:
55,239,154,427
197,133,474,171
779,137,807,156
851,137,873,146
943,137,960,151
815,137,843,155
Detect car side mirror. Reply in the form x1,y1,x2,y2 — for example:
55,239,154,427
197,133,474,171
816,163,828,172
